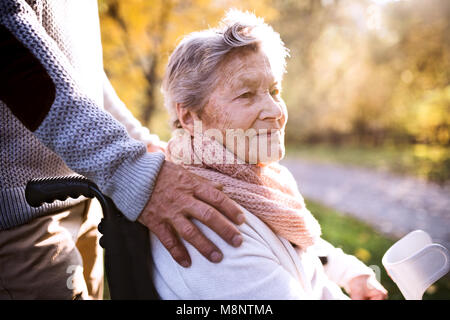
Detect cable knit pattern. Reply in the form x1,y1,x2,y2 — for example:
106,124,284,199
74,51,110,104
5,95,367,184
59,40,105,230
0,0,165,229
166,131,322,249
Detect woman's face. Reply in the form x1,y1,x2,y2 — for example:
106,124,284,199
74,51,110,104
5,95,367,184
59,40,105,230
199,48,287,164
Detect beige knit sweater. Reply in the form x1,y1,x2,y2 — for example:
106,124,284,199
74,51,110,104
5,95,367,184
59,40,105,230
0,0,164,229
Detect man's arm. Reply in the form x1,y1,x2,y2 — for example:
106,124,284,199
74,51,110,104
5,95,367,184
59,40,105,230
0,7,163,222
0,0,244,266
102,71,165,151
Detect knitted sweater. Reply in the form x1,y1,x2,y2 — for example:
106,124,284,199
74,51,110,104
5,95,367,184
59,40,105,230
0,0,165,230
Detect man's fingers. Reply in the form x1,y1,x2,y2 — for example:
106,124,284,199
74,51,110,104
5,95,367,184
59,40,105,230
194,175,224,191
152,222,191,268
171,216,224,263
194,183,245,226
186,200,243,248
210,181,224,191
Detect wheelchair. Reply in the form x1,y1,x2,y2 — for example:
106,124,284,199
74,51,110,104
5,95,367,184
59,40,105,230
25,175,159,300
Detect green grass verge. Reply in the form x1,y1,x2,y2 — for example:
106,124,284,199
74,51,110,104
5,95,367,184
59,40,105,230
286,143,450,184
306,198,450,300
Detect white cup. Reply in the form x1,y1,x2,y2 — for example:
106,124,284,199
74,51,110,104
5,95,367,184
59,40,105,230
382,230,450,300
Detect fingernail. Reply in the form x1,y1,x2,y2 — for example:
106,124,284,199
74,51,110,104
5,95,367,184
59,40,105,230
237,214,245,224
232,234,243,247
210,251,222,262
180,260,191,268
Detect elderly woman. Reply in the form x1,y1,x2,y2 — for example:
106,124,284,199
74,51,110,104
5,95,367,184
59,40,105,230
150,10,388,300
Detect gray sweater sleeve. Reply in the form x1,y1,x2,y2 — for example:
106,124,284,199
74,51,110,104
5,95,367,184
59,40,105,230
0,0,165,221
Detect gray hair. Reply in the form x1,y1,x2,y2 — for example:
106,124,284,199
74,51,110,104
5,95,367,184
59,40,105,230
162,9,289,129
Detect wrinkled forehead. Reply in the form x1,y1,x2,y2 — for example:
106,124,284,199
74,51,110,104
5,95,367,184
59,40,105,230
216,47,278,89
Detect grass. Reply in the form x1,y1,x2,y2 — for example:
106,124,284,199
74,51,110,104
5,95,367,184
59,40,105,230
286,143,450,184
306,199,450,300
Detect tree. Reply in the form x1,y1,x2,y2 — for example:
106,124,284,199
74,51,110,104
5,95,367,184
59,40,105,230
272,0,449,146
99,0,276,140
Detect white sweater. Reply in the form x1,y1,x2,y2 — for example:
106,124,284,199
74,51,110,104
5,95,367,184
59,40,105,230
150,205,375,300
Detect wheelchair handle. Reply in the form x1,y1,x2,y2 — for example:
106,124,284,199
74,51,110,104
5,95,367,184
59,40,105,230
25,176,97,207
25,176,118,221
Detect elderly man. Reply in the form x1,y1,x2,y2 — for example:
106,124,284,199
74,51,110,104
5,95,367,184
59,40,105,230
0,0,243,299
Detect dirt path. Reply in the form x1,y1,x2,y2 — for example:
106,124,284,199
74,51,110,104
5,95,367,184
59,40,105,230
281,158,450,250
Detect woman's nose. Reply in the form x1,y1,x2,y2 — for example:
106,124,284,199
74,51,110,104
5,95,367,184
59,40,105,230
259,94,284,121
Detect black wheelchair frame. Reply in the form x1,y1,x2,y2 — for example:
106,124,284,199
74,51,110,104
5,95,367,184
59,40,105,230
25,176,159,300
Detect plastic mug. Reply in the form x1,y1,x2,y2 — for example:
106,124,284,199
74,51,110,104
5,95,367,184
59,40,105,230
382,230,450,300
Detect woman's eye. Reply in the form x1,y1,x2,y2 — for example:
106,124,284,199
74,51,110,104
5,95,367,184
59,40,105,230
239,92,253,99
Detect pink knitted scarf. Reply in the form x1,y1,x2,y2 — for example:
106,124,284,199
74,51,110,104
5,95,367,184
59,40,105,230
166,130,322,249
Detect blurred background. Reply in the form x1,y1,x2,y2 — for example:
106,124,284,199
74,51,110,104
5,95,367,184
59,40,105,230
98,0,450,299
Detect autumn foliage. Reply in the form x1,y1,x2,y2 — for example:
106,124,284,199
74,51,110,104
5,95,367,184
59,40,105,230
99,0,449,181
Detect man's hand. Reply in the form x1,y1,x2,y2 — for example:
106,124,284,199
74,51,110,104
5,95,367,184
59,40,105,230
348,274,388,300
138,161,245,268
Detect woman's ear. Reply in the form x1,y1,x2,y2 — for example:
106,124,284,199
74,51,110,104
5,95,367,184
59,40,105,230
175,103,198,135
